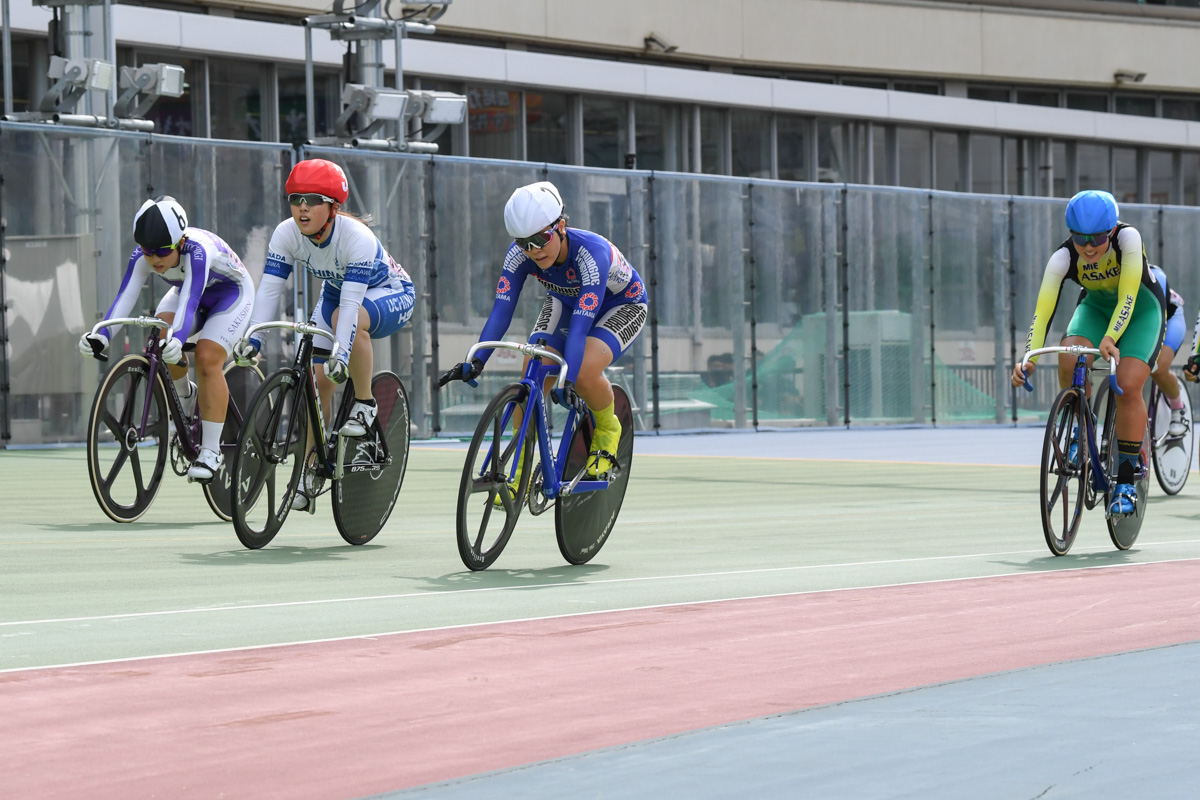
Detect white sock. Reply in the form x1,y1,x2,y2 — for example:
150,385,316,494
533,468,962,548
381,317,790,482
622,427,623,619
175,374,192,398
201,420,224,453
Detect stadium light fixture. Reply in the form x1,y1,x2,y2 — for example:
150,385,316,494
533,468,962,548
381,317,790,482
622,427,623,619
38,55,116,113
114,63,186,118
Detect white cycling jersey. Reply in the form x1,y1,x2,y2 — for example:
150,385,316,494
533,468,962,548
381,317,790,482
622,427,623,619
251,215,412,353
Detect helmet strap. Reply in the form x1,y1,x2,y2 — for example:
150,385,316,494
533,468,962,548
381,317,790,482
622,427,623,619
305,204,338,243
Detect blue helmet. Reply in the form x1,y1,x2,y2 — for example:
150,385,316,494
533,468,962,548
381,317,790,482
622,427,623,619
1065,190,1119,234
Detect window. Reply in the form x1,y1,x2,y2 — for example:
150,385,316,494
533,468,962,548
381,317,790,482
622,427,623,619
1115,94,1156,117
1183,153,1200,205
466,85,520,160
634,101,682,171
1,37,33,112
1112,147,1138,203
527,90,569,164
1051,141,1068,197
138,55,206,138
1066,92,1109,113
581,94,624,169
777,114,810,182
1149,150,1174,204
967,86,1010,103
209,58,269,141
971,134,1003,195
896,127,931,188
278,68,339,144
700,107,726,174
893,81,940,95
1015,89,1059,108
1077,143,1110,191
1163,98,1200,121
933,131,959,192
731,110,771,178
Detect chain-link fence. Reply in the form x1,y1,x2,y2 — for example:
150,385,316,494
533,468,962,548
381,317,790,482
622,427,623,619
3,121,1198,445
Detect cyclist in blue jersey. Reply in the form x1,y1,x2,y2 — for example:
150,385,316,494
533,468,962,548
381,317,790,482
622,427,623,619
441,181,649,491
79,196,255,483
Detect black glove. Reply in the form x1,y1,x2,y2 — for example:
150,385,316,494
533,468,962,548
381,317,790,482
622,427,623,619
438,357,484,387
1186,354,1200,380
551,380,587,414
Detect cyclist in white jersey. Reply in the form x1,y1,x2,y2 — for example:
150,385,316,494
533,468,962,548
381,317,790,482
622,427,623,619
78,196,256,482
233,158,415,511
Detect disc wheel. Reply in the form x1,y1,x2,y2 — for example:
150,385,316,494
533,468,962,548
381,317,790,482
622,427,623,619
1039,388,1087,556
1150,377,1193,496
85,355,169,523
455,383,533,570
332,372,412,545
202,362,264,522
230,368,309,549
555,385,635,565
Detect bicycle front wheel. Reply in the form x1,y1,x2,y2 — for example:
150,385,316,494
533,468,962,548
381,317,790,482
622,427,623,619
332,372,412,545
456,383,533,570
1150,378,1193,496
555,385,635,565
202,362,264,521
1039,388,1087,556
230,368,309,549
86,355,169,523
1105,412,1150,552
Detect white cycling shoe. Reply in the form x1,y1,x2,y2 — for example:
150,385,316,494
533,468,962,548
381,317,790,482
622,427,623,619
1168,407,1190,438
340,400,377,438
291,471,321,511
187,447,223,483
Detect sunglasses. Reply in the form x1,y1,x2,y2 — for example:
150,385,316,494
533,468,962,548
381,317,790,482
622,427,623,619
143,243,178,258
288,192,336,207
515,223,559,252
1070,230,1110,247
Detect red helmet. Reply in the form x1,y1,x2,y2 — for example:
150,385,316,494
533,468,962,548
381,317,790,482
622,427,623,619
285,159,349,204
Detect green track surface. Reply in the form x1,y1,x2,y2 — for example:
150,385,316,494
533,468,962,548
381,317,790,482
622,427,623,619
5,447,1200,671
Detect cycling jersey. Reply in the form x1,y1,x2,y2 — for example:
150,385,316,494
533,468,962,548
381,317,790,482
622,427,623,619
250,215,413,354
1025,223,1163,362
101,227,253,349
478,227,648,383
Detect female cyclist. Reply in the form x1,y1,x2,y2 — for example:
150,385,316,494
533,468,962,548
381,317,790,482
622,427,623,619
78,196,255,483
1148,266,1189,438
233,158,415,511
1011,189,1165,516
440,180,648,490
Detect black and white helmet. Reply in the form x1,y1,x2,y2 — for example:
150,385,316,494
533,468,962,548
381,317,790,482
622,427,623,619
504,181,564,239
132,195,188,250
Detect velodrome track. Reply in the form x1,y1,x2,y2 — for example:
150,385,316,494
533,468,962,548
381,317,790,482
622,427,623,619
3,427,1200,798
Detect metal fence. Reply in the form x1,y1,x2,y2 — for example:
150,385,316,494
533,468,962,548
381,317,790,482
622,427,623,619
3,121,1199,445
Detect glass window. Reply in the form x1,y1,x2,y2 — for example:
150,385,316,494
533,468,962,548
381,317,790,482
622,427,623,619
1163,98,1200,121
633,101,683,171
1115,94,1156,117
209,58,268,141
893,81,939,95
1066,92,1109,113
278,68,340,144
581,94,624,169
1052,141,1068,197
817,119,848,182
527,90,569,164
871,124,887,185
138,55,206,138
933,131,959,192
1183,153,1200,206
1078,143,1110,191
971,134,1003,195
1015,89,1059,108
466,85,520,160
1149,150,1174,204
1,37,33,112
700,107,726,174
1112,147,1138,203
777,114,809,182
731,109,771,178
843,78,886,90
967,86,1010,103
896,127,930,188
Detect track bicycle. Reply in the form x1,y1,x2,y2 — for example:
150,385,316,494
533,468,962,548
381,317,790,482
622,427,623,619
229,320,411,549
1091,368,1195,496
440,340,635,571
1021,345,1149,556
84,316,263,523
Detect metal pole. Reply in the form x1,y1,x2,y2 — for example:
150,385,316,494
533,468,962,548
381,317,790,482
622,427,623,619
305,27,315,141
0,170,9,445
102,0,115,119
2,0,14,116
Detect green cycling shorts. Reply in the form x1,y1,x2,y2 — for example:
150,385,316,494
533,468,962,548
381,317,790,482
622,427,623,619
1065,283,1164,365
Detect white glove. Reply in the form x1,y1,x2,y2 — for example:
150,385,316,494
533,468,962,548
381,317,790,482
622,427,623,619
323,342,350,384
232,338,260,367
78,331,108,358
161,336,185,365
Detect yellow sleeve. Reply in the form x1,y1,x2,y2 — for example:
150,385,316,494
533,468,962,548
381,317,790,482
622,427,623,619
1025,250,1069,362
1104,227,1143,344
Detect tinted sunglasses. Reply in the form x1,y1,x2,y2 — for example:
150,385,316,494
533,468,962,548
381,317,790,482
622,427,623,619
1070,230,1110,247
515,224,558,252
288,192,336,207
143,243,178,258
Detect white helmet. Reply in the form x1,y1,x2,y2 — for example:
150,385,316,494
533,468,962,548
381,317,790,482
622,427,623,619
504,181,564,239
133,195,188,250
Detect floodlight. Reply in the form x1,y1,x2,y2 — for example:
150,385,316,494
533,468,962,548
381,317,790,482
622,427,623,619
114,63,187,118
336,83,409,138
408,90,467,125
38,55,116,113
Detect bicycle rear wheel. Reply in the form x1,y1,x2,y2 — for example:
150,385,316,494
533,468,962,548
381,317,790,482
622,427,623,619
230,368,309,549
1039,388,1087,556
332,372,411,545
86,355,169,523
456,383,533,570
1150,378,1193,496
202,362,264,521
555,385,635,565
